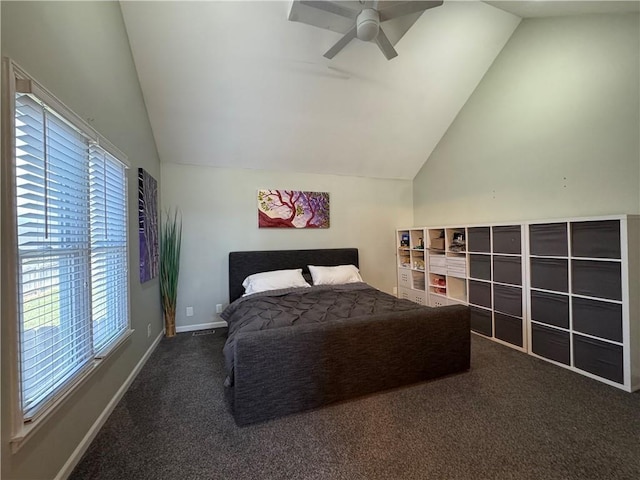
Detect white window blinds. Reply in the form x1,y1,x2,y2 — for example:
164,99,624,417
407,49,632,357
89,146,128,353
14,90,129,420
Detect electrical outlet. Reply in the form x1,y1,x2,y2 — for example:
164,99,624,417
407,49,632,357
186,306,194,317
215,304,223,314
147,323,151,338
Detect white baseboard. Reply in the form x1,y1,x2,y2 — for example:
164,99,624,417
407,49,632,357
176,320,227,333
55,330,165,480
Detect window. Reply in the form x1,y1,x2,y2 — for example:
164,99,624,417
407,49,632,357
4,59,131,429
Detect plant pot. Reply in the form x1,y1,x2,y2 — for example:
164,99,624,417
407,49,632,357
164,312,176,337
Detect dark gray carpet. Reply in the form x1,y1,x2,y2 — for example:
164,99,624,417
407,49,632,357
70,330,640,480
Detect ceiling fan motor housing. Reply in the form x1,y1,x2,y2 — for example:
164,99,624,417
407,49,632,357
356,9,380,41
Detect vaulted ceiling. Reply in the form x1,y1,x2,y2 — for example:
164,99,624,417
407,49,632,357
120,1,638,180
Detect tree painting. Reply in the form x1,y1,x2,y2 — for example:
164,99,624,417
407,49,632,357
138,168,159,282
258,190,330,228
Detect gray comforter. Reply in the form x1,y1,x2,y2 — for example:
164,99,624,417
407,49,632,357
221,283,422,385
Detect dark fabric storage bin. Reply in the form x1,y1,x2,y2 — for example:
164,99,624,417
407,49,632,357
572,297,623,342
468,227,491,253
494,313,523,347
529,223,568,256
492,225,521,254
493,284,522,317
531,323,570,365
573,334,623,384
469,280,492,309
530,258,569,292
530,290,569,329
571,260,622,301
469,254,491,280
571,220,621,259
493,256,522,285
470,307,492,337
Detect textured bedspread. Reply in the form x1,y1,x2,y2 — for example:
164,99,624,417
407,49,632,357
221,283,423,384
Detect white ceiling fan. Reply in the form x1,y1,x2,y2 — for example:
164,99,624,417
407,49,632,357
298,1,444,60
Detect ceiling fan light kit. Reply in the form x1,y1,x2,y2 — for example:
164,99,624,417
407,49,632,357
297,1,444,60
356,9,380,41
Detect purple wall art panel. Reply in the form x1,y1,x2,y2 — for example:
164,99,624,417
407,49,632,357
138,168,159,282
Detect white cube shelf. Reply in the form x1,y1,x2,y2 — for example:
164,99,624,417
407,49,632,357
396,215,639,392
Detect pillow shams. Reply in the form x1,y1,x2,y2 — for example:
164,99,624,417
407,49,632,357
242,269,310,296
308,264,363,285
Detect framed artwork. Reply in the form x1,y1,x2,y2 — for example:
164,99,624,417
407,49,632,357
138,168,159,282
258,189,330,228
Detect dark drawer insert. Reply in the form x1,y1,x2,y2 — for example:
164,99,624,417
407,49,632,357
530,258,568,293
571,220,620,259
573,334,623,384
470,307,492,337
494,313,523,348
530,290,569,329
468,227,491,253
493,255,522,285
572,297,622,343
571,260,621,301
493,284,522,317
531,323,570,366
492,225,521,254
529,223,568,256
469,280,492,309
469,254,491,280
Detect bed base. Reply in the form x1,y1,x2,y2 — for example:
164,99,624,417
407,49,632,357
231,304,470,426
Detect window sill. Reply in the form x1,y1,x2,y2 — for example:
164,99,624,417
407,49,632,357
10,328,135,453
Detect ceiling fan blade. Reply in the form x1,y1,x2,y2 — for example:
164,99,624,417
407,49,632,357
299,1,358,20
375,27,398,60
324,26,357,59
378,1,443,22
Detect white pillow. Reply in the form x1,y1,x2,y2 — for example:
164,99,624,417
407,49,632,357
308,264,363,285
242,269,310,296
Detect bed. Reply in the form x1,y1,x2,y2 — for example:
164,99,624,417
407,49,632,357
222,248,470,426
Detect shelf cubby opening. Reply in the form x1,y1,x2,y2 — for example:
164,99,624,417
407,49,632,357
398,250,411,268
410,249,426,271
429,285,447,296
398,230,410,249
429,273,446,288
427,228,445,251
411,270,426,291
445,253,467,279
410,229,426,250
428,253,447,275
446,227,466,253
448,276,467,302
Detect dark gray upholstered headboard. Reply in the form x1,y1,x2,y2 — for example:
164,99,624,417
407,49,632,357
228,248,359,302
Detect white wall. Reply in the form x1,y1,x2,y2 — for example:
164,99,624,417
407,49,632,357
121,0,520,180
1,3,162,479
413,13,640,225
161,163,413,330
